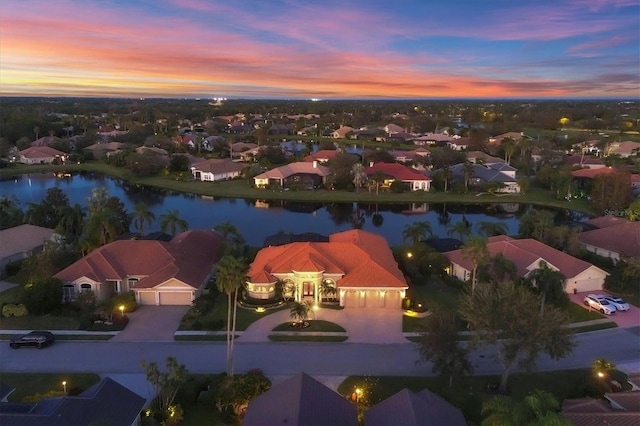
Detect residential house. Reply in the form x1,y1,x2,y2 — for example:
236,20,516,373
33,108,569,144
384,123,406,135
30,136,63,147
489,132,528,145
0,224,57,277
253,161,330,189
465,151,504,165
365,162,432,192
0,377,146,426
412,133,451,146
578,217,640,262
447,137,472,151
565,154,606,169
244,373,357,426
365,388,467,426
444,235,608,293
247,229,408,308
55,230,226,305
387,150,418,163
135,146,167,156
18,146,67,164
331,126,356,139
191,159,245,182
561,391,640,425
606,141,640,158
83,142,124,159
303,149,340,164
447,162,520,193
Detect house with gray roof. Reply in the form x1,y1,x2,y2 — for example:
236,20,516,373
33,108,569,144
446,162,520,193
0,224,57,277
365,388,467,426
243,372,357,426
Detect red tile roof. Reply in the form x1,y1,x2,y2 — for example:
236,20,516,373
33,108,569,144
445,235,604,279
571,167,618,178
19,146,66,158
365,162,431,181
191,158,245,174
579,219,640,257
302,150,339,162
248,230,407,289
55,230,226,289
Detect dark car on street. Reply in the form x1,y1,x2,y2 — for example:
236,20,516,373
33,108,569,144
9,331,55,349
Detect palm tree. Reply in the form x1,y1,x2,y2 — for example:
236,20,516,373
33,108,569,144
290,300,312,325
371,171,386,195
215,255,248,377
319,280,337,303
441,165,453,192
214,221,245,245
461,236,489,293
478,253,517,284
526,260,567,315
461,162,475,192
403,221,433,245
83,209,120,248
351,162,366,192
447,220,471,241
160,210,188,236
501,138,516,165
132,202,155,236
56,203,85,244
477,221,508,238
33,126,40,141
481,390,568,426
592,358,616,378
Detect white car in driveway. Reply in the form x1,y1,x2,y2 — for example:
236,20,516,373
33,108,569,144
583,294,616,315
604,296,630,312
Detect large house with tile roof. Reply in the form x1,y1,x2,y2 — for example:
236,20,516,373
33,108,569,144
331,125,356,139
578,217,640,262
365,162,431,192
55,230,226,305
302,149,340,164
444,235,608,293
561,390,640,425
190,158,245,182
253,162,330,189
19,146,67,164
446,162,520,193
247,229,408,308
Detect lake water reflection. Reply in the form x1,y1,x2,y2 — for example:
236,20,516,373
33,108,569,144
0,173,584,246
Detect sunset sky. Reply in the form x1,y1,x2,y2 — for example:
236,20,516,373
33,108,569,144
1,0,638,99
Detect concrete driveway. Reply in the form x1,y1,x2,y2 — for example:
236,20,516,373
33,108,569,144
0,280,18,293
239,306,404,344
569,291,640,328
111,306,189,342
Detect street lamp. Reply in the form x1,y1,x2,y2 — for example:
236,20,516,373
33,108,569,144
62,381,67,394
119,305,125,318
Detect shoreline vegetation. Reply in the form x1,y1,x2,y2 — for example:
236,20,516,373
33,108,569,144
0,162,596,215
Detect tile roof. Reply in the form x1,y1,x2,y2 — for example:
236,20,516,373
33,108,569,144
579,219,640,257
566,155,605,166
562,392,640,426
30,136,62,147
244,373,357,426
249,230,408,289
445,235,605,279
465,151,503,164
254,162,330,180
365,388,467,426
0,224,55,260
571,167,617,178
447,163,516,183
55,230,226,289
303,150,340,162
191,158,245,174
19,146,66,159
365,163,431,182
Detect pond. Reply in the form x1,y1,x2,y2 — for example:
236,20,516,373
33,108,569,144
0,173,586,246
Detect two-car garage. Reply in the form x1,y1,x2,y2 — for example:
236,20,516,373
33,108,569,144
135,279,197,306
341,288,404,309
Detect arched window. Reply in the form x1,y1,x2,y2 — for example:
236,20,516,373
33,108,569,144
80,283,92,292
63,284,75,302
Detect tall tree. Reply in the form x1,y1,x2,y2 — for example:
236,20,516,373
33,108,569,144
526,261,568,315
519,209,554,242
215,255,248,377
0,195,23,229
132,202,155,236
501,138,516,165
461,236,489,292
477,221,508,238
461,161,475,192
591,171,633,215
477,253,517,284
441,165,453,192
481,390,569,426
459,281,575,393
416,310,472,388
290,300,313,324
447,220,472,241
141,357,188,423
56,203,85,244
160,210,188,236
402,221,434,245
371,171,386,195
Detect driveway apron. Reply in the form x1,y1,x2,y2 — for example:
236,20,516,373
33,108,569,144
111,306,188,342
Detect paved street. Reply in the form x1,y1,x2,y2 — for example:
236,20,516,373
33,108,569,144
2,326,639,378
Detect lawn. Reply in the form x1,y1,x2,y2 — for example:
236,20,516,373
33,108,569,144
567,302,607,322
0,286,23,305
0,373,101,402
338,368,615,425
0,315,80,330
272,320,346,332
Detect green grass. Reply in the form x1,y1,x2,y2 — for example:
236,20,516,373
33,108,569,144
268,335,348,342
339,369,609,425
174,335,236,341
0,162,596,214
402,315,426,333
272,320,346,332
567,302,607,322
0,286,23,306
0,373,101,402
571,322,618,333
0,315,80,330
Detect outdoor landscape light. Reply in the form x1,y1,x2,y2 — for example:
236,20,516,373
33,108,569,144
62,381,67,394
119,305,125,317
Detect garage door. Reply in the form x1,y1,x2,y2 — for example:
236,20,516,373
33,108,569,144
344,290,359,308
138,292,156,305
574,278,604,293
384,291,401,308
159,291,192,306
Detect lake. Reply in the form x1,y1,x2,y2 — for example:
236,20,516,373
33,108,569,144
0,172,585,246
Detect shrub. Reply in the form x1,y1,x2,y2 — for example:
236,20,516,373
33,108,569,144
21,277,63,315
215,372,271,421
2,303,28,318
105,291,137,314
4,259,24,277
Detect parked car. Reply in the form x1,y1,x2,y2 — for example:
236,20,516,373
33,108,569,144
9,331,55,349
583,294,616,315
604,296,630,312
